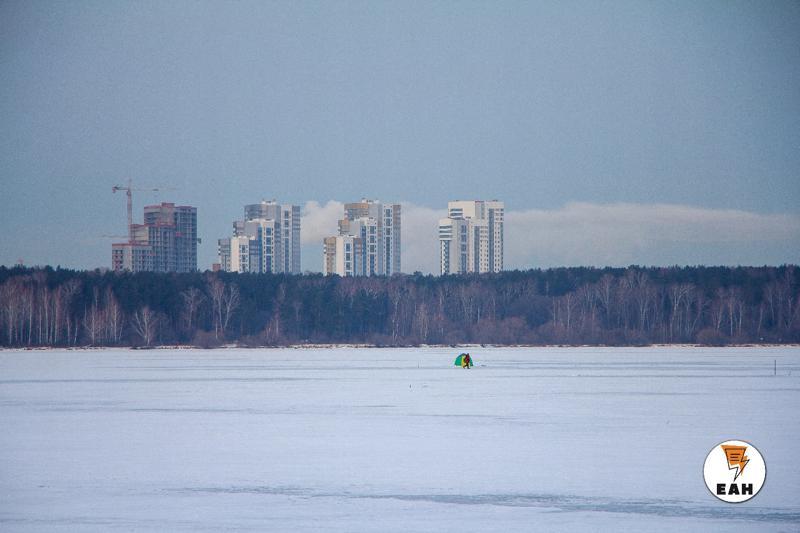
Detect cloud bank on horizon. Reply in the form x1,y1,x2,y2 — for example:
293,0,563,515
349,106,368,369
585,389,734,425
300,201,800,274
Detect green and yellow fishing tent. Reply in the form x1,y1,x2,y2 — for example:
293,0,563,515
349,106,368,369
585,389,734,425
454,353,473,367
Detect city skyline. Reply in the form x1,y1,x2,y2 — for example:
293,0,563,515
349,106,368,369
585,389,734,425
1,2,799,272
5,194,800,274
92,194,800,275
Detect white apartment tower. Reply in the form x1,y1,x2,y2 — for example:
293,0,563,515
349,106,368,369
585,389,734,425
323,235,362,276
244,201,301,274
228,236,253,273
439,200,504,275
323,199,401,277
217,200,301,274
439,217,468,275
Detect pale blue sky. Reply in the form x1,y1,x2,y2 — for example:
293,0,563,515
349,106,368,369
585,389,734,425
1,1,798,271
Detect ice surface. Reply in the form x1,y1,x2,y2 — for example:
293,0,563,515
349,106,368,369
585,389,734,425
1,346,799,532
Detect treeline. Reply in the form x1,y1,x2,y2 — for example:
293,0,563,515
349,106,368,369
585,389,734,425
0,265,798,347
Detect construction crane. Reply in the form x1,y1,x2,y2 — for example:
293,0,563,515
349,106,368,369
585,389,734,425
111,179,168,243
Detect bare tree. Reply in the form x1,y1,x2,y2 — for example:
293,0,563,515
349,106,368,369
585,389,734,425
561,292,576,337
18,276,34,345
778,269,796,331
688,289,706,338
131,306,159,347
577,284,598,337
0,279,22,345
632,271,653,333
412,301,430,343
391,282,404,341
595,274,615,329
209,279,240,340
710,289,726,333
180,287,205,339
61,279,81,346
725,287,744,338
105,287,124,344
668,283,691,342
83,287,105,345
33,271,48,345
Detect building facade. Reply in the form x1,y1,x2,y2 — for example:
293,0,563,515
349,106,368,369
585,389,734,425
217,200,301,274
323,199,401,276
111,242,153,273
281,204,301,274
323,235,363,277
112,202,197,273
439,200,503,275
438,217,468,275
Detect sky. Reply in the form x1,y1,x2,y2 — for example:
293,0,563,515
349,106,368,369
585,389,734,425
1,0,798,273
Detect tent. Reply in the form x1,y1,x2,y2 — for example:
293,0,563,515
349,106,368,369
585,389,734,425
454,353,473,367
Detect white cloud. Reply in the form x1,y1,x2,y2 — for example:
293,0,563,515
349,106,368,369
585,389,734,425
398,203,446,274
505,202,800,268
301,200,344,245
300,201,800,273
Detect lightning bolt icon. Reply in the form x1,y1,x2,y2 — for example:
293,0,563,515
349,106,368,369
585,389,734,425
721,445,750,482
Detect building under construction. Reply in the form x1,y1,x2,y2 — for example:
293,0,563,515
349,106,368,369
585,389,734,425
112,203,197,273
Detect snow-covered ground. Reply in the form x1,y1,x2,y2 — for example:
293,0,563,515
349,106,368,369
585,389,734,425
1,346,798,532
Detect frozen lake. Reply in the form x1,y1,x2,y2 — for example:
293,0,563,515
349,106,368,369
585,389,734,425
1,346,799,532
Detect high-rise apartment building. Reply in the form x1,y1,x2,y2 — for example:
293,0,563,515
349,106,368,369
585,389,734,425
439,200,503,275
217,200,301,274
111,242,152,272
227,235,255,273
438,217,468,275
112,202,197,273
217,238,232,272
323,235,363,277
280,204,302,274
323,199,401,277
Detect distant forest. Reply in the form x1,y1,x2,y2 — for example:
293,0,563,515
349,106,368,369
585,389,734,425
0,265,798,348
